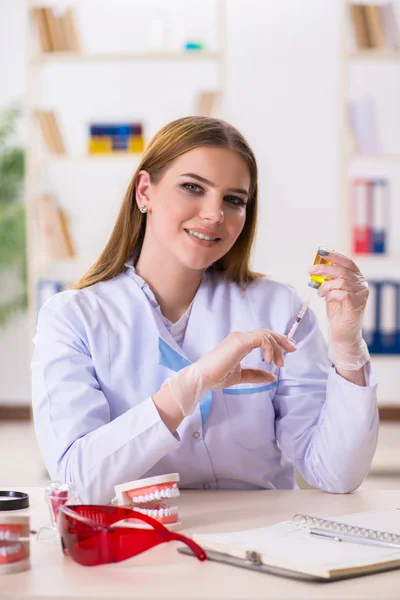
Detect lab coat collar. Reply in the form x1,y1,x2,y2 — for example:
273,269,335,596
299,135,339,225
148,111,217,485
124,261,215,425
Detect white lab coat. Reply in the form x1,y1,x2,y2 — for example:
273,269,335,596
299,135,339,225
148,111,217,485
32,262,378,503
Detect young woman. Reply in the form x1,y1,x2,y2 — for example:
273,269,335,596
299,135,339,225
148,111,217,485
32,116,377,504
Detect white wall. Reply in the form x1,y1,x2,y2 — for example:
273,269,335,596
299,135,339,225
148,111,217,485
226,0,342,333
0,0,398,403
0,0,31,402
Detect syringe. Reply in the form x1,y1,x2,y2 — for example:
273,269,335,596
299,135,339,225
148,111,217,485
270,292,313,376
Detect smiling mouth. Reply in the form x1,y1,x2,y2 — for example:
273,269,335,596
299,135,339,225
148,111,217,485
184,229,221,243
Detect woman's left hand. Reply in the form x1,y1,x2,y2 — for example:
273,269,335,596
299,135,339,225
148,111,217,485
308,249,370,371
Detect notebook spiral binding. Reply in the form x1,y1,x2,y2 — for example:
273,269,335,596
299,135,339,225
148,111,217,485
293,513,400,545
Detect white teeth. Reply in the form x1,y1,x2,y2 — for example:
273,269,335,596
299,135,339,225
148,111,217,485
188,229,218,241
0,544,21,557
0,531,19,541
133,507,178,517
132,486,180,505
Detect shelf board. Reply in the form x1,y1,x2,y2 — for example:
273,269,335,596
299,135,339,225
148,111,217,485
349,154,400,162
33,154,143,163
31,51,222,64
348,50,400,62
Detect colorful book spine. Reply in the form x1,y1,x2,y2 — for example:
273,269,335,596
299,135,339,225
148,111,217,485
352,178,371,254
88,123,145,154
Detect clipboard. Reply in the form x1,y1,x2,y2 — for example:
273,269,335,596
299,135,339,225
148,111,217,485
178,546,400,582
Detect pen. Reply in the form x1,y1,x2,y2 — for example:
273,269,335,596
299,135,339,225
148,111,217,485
309,527,400,551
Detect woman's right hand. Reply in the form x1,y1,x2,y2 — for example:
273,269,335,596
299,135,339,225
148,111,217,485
166,329,297,417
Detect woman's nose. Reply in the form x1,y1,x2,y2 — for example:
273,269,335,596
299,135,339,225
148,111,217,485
199,199,224,224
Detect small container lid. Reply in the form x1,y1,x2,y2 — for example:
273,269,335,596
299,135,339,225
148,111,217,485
308,280,321,289
0,491,29,511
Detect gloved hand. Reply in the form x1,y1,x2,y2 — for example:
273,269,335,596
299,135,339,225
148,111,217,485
165,329,297,417
308,248,370,371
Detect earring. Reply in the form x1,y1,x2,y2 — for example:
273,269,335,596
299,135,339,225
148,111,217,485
139,204,147,214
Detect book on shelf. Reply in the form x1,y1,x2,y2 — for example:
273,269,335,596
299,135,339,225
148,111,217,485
350,5,370,50
62,8,80,53
35,110,66,155
349,3,400,51
194,91,221,117
36,194,75,260
31,8,52,53
181,509,400,581
364,5,385,49
348,96,381,155
380,3,400,50
31,6,80,53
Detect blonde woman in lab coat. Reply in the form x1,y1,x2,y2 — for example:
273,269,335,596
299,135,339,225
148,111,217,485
32,117,377,503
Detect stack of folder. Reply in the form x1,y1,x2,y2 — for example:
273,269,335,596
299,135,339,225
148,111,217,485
88,123,145,154
363,281,400,354
351,178,389,254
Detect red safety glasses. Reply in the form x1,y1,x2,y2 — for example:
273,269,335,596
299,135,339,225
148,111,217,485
57,504,207,566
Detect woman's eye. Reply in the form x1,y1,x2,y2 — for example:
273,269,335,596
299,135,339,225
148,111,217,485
225,195,246,207
182,182,202,193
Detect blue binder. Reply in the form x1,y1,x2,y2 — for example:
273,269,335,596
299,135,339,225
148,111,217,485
363,280,400,355
371,179,388,255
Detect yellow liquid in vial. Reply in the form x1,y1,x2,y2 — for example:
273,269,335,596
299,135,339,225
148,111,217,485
309,249,332,289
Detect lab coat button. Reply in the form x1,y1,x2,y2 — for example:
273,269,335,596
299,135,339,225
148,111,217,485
192,431,201,439
203,483,211,490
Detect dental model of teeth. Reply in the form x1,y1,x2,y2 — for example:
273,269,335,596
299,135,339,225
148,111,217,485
114,473,182,531
0,516,30,575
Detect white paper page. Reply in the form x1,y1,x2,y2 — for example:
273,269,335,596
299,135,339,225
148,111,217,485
194,509,400,574
327,509,400,535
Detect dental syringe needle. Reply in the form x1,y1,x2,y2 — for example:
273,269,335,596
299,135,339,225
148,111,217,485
270,292,313,376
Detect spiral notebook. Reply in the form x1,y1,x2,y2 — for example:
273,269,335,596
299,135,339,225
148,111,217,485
179,509,400,581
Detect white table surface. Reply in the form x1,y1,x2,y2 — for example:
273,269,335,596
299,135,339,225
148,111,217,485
1,486,400,599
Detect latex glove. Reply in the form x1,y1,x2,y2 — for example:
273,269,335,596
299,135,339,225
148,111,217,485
308,248,370,371
166,329,297,417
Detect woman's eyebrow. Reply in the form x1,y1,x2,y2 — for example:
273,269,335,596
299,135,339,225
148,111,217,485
179,172,249,196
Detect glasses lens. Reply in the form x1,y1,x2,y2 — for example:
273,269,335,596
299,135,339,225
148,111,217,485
59,505,206,566
58,508,108,566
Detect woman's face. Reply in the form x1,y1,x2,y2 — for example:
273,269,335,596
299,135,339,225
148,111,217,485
136,146,251,271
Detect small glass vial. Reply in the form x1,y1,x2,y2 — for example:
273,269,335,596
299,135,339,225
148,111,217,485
36,481,78,543
308,246,332,289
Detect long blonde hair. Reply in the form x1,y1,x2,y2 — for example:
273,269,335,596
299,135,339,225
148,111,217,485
73,116,262,290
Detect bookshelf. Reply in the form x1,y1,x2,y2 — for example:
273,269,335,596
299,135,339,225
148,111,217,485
342,1,400,407
25,0,227,332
